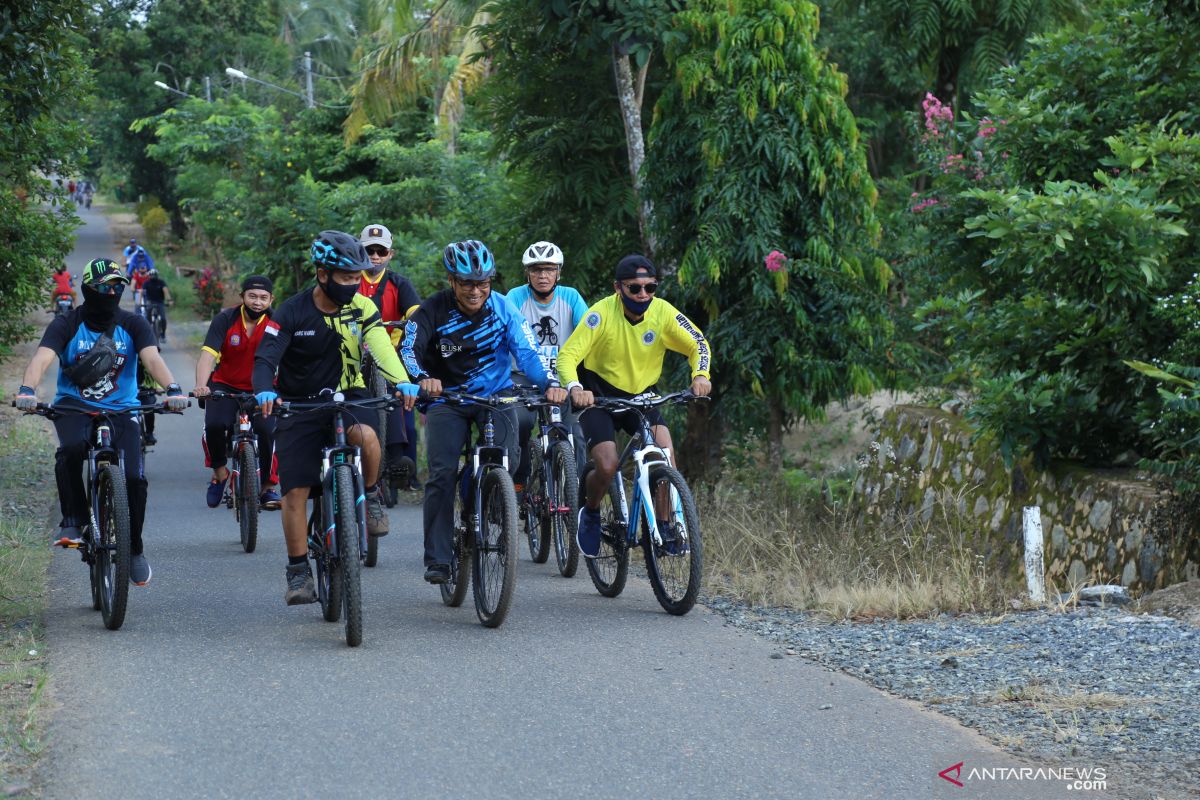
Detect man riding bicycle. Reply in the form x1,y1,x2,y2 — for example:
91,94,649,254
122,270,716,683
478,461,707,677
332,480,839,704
357,223,422,489
194,275,281,510
400,239,566,584
14,258,187,586
141,268,172,341
253,231,418,606
503,241,589,487
124,239,154,278
556,254,712,558
50,264,75,311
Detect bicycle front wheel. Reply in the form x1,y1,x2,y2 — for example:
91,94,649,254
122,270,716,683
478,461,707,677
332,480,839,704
96,465,131,630
237,443,260,553
641,464,703,615
335,464,364,647
472,468,517,627
524,448,551,564
579,463,629,598
550,442,580,578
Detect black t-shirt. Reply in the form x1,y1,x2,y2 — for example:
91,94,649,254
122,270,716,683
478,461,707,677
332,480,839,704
143,277,168,303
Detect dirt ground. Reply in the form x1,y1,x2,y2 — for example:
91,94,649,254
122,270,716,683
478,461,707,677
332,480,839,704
1138,579,1200,627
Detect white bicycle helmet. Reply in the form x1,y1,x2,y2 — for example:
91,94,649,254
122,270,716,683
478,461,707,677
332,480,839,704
522,241,564,268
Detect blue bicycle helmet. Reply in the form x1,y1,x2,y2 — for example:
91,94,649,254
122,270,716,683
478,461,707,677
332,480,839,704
311,230,369,272
442,239,496,281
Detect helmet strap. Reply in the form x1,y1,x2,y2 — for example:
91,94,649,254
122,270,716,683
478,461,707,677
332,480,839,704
531,283,555,302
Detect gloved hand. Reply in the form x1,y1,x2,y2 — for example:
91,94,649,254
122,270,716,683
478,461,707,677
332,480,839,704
256,390,279,417
165,384,188,412
15,386,36,411
395,382,420,412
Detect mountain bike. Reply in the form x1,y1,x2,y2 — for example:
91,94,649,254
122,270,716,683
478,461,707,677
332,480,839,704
518,393,580,577
277,391,397,647
17,401,180,630
578,392,704,615
197,390,263,553
436,390,520,628
146,304,167,342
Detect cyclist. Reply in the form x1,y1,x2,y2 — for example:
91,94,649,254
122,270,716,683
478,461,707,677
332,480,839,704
357,223,422,489
50,265,75,311
124,239,154,278
556,254,712,557
131,264,150,310
253,231,418,606
400,239,565,584
14,258,187,586
141,268,172,341
193,275,281,510
504,241,589,487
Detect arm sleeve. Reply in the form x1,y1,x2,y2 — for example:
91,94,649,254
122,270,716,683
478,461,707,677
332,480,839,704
38,317,72,354
506,310,549,389
400,311,431,380
252,316,288,393
556,307,600,387
660,302,712,379
201,309,234,358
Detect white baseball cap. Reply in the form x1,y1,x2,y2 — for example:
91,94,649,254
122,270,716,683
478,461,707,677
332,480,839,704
360,224,393,249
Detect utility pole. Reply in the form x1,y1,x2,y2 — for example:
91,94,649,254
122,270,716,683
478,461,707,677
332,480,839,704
303,51,315,109
204,76,212,103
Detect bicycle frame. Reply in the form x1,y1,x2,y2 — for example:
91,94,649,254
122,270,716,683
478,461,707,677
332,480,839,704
229,403,259,502
461,408,509,548
83,415,124,557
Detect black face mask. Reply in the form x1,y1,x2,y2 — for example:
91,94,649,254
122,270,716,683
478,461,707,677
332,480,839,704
243,304,268,320
319,277,358,307
620,292,652,316
81,284,122,330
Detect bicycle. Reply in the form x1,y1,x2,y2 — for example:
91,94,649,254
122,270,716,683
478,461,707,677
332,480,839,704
16,401,180,630
435,390,520,628
276,391,397,647
362,351,400,514
517,392,580,577
195,390,263,553
578,392,705,615
146,304,167,342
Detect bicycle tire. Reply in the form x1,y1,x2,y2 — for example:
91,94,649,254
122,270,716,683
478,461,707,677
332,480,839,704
472,468,518,627
96,465,131,630
440,479,471,606
641,464,703,616
524,441,550,564
317,502,344,623
335,464,364,647
238,442,260,553
550,442,581,578
579,463,629,598
311,508,337,621
89,548,102,610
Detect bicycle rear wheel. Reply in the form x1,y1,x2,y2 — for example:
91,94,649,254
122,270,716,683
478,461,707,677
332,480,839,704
550,442,580,578
579,463,629,598
96,465,131,630
472,468,518,627
523,444,551,564
641,464,703,615
441,480,471,606
335,464,364,647
237,443,260,553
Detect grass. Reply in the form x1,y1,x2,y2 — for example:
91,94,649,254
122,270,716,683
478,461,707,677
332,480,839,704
0,405,56,797
698,468,1017,619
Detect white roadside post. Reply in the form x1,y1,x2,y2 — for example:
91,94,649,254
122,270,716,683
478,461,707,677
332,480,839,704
1022,506,1046,603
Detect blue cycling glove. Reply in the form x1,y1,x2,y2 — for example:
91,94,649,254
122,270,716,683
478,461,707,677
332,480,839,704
396,383,420,398
256,390,279,406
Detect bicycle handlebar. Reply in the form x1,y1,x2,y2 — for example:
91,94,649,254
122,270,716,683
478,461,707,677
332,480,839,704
275,393,398,418
433,389,522,408
12,401,187,419
590,390,707,410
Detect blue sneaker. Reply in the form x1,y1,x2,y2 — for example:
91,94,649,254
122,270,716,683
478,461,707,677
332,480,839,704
577,507,602,558
206,478,226,508
130,553,152,586
259,489,282,510
656,519,682,556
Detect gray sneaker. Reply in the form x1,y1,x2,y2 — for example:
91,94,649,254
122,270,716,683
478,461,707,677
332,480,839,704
366,490,388,537
130,553,152,586
284,563,317,605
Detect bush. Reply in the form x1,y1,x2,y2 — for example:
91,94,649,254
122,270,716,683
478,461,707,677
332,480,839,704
139,205,169,243
192,267,225,318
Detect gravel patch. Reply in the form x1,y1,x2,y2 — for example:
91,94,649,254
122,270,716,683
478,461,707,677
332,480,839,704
704,595,1200,800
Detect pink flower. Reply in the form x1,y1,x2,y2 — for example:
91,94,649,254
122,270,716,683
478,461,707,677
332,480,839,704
910,198,940,214
922,92,954,136
978,118,998,139
765,250,787,273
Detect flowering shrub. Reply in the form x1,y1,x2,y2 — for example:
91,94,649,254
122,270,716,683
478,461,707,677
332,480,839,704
193,268,225,317
764,250,787,273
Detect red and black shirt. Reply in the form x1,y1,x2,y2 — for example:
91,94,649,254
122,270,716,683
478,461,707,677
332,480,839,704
358,269,421,332
202,306,275,391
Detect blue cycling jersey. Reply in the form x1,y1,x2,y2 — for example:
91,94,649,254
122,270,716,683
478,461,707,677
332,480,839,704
39,308,156,410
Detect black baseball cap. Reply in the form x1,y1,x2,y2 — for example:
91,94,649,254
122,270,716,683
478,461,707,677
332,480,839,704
241,275,274,293
615,254,656,281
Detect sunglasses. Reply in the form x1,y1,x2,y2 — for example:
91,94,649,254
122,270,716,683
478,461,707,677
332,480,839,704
622,281,658,296
90,282,125,295
365,246,390,257
454,279,491,293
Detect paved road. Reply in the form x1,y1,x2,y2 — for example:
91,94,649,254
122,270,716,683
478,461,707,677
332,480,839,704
38,207,1097,799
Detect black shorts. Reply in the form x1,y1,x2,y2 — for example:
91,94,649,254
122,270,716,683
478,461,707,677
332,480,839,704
274,390,379,493
578,405,665,451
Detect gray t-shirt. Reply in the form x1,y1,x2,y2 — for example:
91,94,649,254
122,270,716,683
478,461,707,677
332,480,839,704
503,285,589,380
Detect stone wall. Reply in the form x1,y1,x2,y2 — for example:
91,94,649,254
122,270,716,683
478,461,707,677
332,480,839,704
855,405,1200,593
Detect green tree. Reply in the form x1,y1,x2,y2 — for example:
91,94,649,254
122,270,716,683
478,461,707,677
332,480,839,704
0,0,90,353
645,0,891,470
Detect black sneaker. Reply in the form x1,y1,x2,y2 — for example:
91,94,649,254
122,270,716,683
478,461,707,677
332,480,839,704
424,564,450,584
143,433,158,446
407,476,423,491
388,456,414,485
130,553,152,586
284,563,317,605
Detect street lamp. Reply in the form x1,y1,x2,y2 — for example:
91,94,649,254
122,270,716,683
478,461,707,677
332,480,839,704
225,60,314,108
154,80,196,100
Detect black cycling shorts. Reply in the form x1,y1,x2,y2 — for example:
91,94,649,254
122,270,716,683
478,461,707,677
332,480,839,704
578,405,665,452
274,389,379,493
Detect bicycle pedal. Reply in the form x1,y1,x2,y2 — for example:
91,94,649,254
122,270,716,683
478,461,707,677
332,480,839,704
54,537,84,549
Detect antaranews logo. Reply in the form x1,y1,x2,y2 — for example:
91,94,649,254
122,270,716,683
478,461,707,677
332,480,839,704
936,757,1108,793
